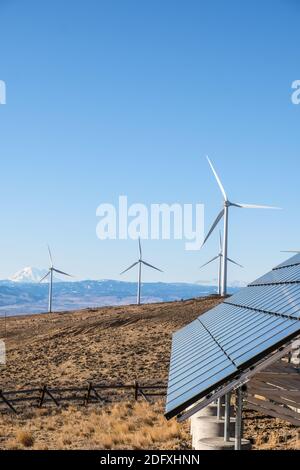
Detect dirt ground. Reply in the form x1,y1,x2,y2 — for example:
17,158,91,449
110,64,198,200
0,298,221,389
0,297,299,450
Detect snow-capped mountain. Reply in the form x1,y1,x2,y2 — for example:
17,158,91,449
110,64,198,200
9,267,48,283
9,267,65,283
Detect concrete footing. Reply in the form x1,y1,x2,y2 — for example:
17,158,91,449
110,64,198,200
193,402,234,418
197,437,252,451
194,403,219,418
190,397,252,451
192,416,236,449
191,402,233,424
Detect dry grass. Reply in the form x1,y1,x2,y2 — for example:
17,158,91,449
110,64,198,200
243,411,300,450
0,401,190,450
15,430,35,448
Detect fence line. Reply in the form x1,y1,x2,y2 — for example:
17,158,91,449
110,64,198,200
0,381,167,414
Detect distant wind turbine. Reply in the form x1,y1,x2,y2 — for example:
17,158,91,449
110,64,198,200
40,246,72,313
120,238,163,305
203,156,280,296
200,231,243,296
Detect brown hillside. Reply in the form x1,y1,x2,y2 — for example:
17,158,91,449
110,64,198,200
0,297,221,390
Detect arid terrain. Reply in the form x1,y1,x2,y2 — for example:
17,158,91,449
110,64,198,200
0,297,221,389
0,298,299,450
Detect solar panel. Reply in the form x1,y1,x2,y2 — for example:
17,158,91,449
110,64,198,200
165,255,300,419
274,253,300,270
226,285,300,318
249,264,300,285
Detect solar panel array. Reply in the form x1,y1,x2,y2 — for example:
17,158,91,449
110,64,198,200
165,255,300,419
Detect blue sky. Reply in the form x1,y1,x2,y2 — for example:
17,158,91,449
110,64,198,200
0,0,299,284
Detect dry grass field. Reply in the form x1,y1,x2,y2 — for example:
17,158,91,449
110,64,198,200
0,401,191,450
0,297,299,450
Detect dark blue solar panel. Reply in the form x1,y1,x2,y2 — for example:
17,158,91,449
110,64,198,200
165,254,300,419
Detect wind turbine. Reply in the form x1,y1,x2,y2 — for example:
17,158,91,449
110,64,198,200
120,238,163,305
203,156,280,296
200,231,243,295
40,246,72,313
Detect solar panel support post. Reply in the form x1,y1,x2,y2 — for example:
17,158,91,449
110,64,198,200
224,392,231,442
235,387,243,451
217,397,222,420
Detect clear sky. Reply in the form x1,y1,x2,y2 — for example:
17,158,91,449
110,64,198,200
0,0,299,284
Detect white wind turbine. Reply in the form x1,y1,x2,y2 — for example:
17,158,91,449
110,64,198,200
200,231,243,296
40,246,72,313
120,238,163,305
203,156,280,296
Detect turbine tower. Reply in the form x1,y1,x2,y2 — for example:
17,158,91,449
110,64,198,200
203,156,280,297
120,238,163,305
200,232,243,295
40,246,72,313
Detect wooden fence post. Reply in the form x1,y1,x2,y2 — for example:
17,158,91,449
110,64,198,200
38,385,46,407
84,382,92,406
44,387,60,407
0,390,17,414
91,385,103,403
134,381,139,401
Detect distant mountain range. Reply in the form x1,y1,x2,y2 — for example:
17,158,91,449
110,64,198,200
0,267,241,316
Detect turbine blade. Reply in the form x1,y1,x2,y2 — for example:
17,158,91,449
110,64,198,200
138,237,142,259
200,255,219,269
206,156,228,201
39,271,50,283
281,250,300,253
227,257,243,268
234,203,281,210
47,245,53,267
53,268,73,277
202,209,225,247
142,260,163,272
120,261,139,275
